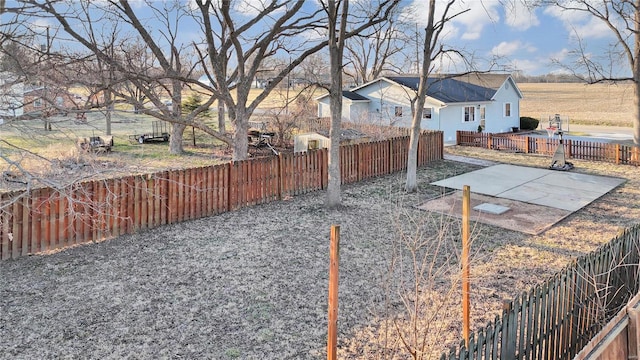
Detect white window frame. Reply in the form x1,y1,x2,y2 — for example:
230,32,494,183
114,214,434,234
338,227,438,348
34,98,42,108
504,103,512,117
463,106,475,122
394,106,403,117
422,107,432,119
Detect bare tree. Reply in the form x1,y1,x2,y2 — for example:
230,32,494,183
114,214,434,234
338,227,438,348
405,1,469,192
6,1,402,162
193,0,401,161
343,3,405,85
262,86,316,148
311,0,402,207
544,0,640,148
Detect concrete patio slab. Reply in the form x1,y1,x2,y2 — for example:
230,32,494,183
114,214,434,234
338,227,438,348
422,164,625,234
429,164,625,214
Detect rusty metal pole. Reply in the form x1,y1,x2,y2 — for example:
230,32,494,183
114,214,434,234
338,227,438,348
327,225,340,360
462,185,471,347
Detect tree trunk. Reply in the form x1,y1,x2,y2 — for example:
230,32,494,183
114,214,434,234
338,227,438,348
169,79,184,155
326,91,342,208
218,100,226,134
406,95,427,192
169,122,186,154
635,70,640,150
325,0,348,209
405,0,435,193
635,1,640,148
105,89,112,136
233,108,249,161
405,118,420,192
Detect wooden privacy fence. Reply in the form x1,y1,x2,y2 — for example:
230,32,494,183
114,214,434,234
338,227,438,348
441,224,640,360
0,131,442,260
457,131,640,166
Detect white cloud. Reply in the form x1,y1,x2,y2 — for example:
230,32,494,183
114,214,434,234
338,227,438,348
457,0,501,40
549,48,570,62
491,41,520,57
29,18,54,32
504,1,539,30
509,59,543,74
543,5,612,40
491,40,537,57
401,0,501,42
235,0,276,17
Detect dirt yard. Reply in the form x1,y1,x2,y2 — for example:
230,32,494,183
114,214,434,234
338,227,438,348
1,147,639,359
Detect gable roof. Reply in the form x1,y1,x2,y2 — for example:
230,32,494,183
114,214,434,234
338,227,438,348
342,90,370,101
316,90,371,102
446,73,510,90
316,72,521,104
448,73,523,99
386,76,498,103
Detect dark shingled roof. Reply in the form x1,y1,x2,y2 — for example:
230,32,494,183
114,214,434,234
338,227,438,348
386,76,498,103
342,91,370,101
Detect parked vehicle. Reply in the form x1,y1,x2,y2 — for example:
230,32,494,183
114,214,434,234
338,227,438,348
129,121,170,144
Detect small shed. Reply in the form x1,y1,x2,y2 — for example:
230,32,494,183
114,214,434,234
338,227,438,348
293,128,370,153
294,132,331,153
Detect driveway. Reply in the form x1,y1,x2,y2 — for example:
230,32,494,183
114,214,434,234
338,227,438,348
540,124,634,143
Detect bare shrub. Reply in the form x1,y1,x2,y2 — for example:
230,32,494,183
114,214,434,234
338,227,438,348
340,199,484,360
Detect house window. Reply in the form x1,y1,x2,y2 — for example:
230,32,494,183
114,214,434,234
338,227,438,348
464,106,475,122
504,103,511,117
422,107,432,119
56,97,64,106
34,98,42,108
480,107,486,122
394,106,403,117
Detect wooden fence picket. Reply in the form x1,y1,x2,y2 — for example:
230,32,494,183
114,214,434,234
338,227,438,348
445,224,640,360
0,133,443,260
458,130,640,166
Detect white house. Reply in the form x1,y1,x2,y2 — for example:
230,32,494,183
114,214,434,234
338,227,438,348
316,73,523,143
0,72,24,122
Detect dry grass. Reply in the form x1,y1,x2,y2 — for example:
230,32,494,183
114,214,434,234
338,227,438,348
519,82,635,127
0,112,230,191
0,86,322,185
1,146,638,359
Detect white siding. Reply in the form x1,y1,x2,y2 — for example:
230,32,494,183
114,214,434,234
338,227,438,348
317,97,368,122
0,81,24,118
315,76,523,142
356,80,413,127
438,105,483,142
350,102,369,122
485,79,520,133
317,99,331,118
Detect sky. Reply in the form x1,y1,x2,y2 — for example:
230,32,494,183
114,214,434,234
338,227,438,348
405,0,620,76
2,0,628,77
